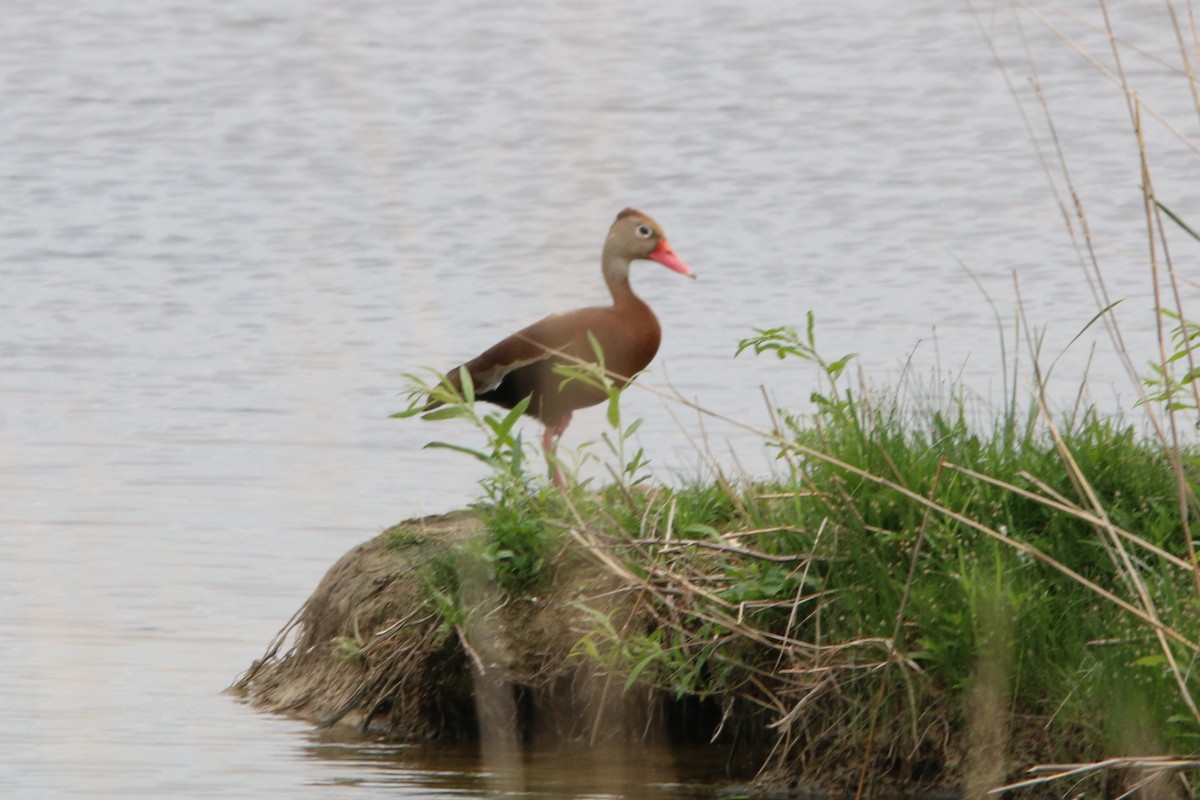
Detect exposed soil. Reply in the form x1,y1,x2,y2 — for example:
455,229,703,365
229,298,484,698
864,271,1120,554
233,511,482,738
233,511,718,749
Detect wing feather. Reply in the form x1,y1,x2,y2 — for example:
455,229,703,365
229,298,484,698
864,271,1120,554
447,307,609,394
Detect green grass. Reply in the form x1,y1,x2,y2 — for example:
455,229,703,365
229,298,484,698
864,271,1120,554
789,395,1195,726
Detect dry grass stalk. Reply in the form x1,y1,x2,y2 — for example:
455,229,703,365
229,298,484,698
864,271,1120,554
990,756,1200,795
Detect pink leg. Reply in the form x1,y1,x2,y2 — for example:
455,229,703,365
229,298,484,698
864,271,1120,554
541,414,572,488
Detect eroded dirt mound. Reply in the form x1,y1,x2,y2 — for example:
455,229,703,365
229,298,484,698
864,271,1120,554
232,510,667,745
233,511,482,737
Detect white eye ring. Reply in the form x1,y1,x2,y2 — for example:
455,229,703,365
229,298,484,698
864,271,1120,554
635,224,653,238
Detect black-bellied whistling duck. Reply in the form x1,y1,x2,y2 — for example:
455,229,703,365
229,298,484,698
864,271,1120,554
435,208,693,487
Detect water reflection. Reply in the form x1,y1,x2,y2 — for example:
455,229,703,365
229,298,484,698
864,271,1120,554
301,728,728,799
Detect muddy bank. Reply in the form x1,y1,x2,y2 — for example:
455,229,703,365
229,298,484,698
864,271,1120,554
234,511,740,749
234,512,480,737
233,510,981,799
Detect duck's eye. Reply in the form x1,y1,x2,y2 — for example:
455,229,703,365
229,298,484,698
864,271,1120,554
635,224,653,238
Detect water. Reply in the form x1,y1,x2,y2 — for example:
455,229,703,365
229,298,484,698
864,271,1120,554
2,1,1198,797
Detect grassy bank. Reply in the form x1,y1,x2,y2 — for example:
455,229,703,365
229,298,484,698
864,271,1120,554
388,315,1200,796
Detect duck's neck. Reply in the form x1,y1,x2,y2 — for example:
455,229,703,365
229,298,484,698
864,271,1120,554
602,253,639,307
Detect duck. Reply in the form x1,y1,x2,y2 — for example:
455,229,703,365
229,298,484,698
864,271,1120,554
433,208,693,487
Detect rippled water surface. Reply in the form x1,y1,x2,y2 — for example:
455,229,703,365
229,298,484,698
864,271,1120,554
3,1,1199,797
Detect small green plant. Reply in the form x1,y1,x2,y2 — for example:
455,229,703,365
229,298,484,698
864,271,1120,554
331,618,366,667
393,368,552,592
735,313,855,371
736,314,861,448
1143,308,1200,418
392,367,533,502
385,527,426,549
394,337,657,596
549,332,654,491
474,498,555,594
570,602,735,699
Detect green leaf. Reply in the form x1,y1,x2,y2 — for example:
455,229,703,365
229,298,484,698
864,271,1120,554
1156,200,1200,243
1165,349,1192,365
457,366,475,404
554,362,606,392
626,448,648,475
683,523,722,540
826,353,859,379
586,330,607,369
424,441,494,465
1064,300,1122,354
573,636,601,660
572,604,619,636
421,406,470,421
624,652,660,691
491,396,531,440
